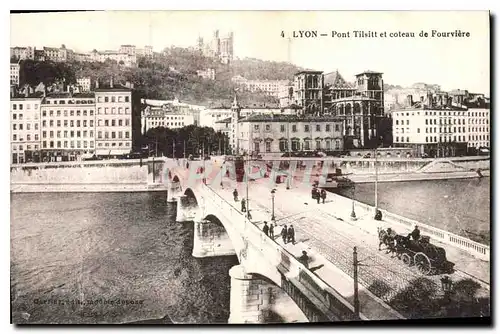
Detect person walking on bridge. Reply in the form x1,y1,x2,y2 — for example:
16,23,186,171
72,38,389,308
281,225,288,244
241,198,246,212
299,250,309,269
320,189,327,204
233,189,239,202
269,223,275,239
287,225,296,244
263,221,269,236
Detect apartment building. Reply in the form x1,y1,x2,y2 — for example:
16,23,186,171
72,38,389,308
94,85,133,156
10,97,43,163
10,63,20,85
77,77,92,92
467,108,490,151
141,105,195,134
39,93,96,162
231,75,289,97
238,114,344,156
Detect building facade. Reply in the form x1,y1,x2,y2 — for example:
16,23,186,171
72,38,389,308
10,46,34,60
10,63,20,85
90,50,137,67
293,71,324,116
141,105,195,134
39,93,96,162
95,86,133,156
467,108,490,152
10,98,42,163
197,68,216,80
237,114,344,156
231,76,289,97
197,30,234,64
77,77,92,92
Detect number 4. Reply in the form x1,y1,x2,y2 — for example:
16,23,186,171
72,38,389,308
281,31,285,38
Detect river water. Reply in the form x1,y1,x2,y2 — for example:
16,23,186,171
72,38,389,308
10,192,238,324
10,178,490,324
336,177,490,245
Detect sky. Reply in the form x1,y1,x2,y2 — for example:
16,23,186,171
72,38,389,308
10,11,490,95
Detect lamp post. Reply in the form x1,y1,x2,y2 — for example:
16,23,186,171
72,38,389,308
350,183,357,221
441,275,453,299
353,247,360,319
271,188,276,221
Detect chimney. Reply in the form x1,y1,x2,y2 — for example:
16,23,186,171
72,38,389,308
95,80,99,89
110,77,114,88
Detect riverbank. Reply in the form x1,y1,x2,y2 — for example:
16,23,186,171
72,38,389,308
10,182,167,193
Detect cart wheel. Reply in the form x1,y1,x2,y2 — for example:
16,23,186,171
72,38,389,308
414,252,432,275
402,253,412,266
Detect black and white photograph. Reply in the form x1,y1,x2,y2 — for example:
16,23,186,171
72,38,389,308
9,10,491,325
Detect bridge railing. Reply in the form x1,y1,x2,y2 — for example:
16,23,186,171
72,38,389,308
200,183,361,321
328,192,490,261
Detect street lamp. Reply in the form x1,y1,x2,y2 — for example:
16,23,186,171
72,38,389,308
350,183,357,221
271,188,276,221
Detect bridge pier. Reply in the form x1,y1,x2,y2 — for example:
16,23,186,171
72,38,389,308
192,219,236,258
228,265,308,324
175,195,190,222
167,182,181,203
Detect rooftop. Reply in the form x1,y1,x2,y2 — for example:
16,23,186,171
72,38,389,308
295,70,324,75
215,117,232,123
239,114,343,123
324,70,355,89
356,70,383,76
95,85,132,92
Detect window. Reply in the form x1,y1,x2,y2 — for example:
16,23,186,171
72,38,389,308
83,120,87,127
83,131,87,138
27,134,31,141
111,96,115,103
105,132,109,139
35,134,39,140
13,134,17,141
12,104,16,110
70,131,74,137
70,120,74,127
406,120,409,125
64,141,68,148
19,124,23,130
292,124,297,132
265,141,271,153
49,120,53,127
125,131,129,138
90,141,94,148
98,131,102,139
316,140,321,150
125,108,130,114
57,120,61,127
112,120,116,126
105,120,109,126
125,96,129,102
304,140,310,151
125,120,130,126
57,141,61,148
105,97,109,102
90,131,94,138
119,107,123,114
425,119,428,125
304,125,310,132
112,108,116,114
43,111,46,117
57,131,61,138
316,125,320,131
111,132,116,139
13,124,17,130
265,124,271,131
19,104,23,110
118,120,123,126
90,120,94,127
49,131,54,138
42,131,47,138
90,110,94,116
335,139,341,150
118,131,122,139
254,125,259,131
279,139,288,152
335,124,340,132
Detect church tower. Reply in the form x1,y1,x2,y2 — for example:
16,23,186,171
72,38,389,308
231,93,241,155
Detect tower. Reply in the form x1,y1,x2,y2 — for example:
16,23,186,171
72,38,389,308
231,92,241,155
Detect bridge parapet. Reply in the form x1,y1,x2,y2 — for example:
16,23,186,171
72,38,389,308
329,192,490,261
200,183,361,322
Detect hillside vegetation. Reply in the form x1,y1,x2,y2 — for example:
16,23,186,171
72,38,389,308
17,47,306,107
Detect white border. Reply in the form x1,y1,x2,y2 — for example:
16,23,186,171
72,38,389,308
2,1,497,333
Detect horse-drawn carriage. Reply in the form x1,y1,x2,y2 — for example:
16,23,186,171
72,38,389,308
378,228,455,275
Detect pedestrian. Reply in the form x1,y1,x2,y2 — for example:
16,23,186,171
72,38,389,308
263,221,269,236
247,210,252,220
299,250,309,269
241,198,246,212
281,225,288,244
233,189,238,202
321,189,327,204
269,223,275,239
186,161,189,170
316,190,321,204
410,225,421,241
287,225,296,244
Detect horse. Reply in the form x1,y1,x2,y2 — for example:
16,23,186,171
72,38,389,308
377,227,396,255
393,234,411,259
